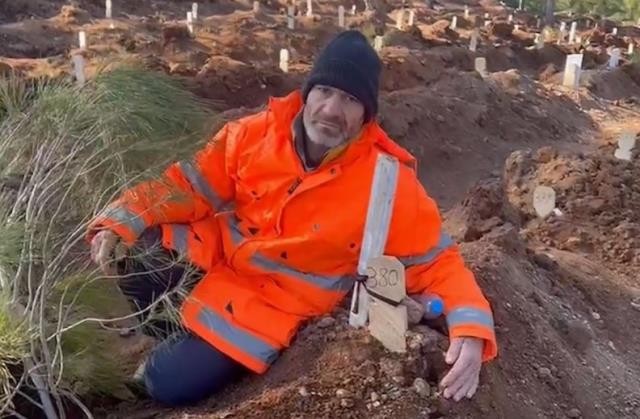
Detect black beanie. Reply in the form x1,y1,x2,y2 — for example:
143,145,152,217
302,30,381,122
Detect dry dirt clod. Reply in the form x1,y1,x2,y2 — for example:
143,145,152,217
370,391,379,402
317,316,336,328
412,377,430,397
298,386,309,397
538,367,552,379
567,408,581,418
335,389,350,398
340,398,354,408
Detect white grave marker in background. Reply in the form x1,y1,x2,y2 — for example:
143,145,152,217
306,0,312,17
72,54,86,86
514,24,520,31
535,34,544,49
279,48,289,73
105,0,112,19
78,31,87,49
569,21,577,44
408,10,415,26
450,16,457,30
475,57,488,77
612,27,618,36
396,9,405,30
287,5,295,29
470,29,479,51
253,1,260,13
609,48,621,68
629,43,635,55
464,6,469,19
484,12,490,19
508,14,513,23
338,5,345,28
484,20,491,28
351,5,356,15
615,132,636,161
374,35,383,52
519,0,524,10
187,12,194,34
192,3,198,20
563,53,583,88
533,186,556,219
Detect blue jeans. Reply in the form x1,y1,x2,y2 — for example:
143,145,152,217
117,228,247,406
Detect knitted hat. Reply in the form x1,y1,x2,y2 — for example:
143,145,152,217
302,31,381,122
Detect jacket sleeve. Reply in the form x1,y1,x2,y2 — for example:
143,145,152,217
386,166,498,362
88,123,237,245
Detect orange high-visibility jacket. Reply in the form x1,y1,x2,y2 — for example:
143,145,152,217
90,91,497,373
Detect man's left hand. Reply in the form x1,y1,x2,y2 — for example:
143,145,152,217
440,337,484,401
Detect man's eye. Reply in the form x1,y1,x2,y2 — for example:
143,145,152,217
317,86,330,94
347,95,358,103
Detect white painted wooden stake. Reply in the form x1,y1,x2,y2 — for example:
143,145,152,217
349,154,400,328
450,16,457,30
408,10,415,27
629,43,635,55
484,12,490,19
396,9,405,30
78,31,87,49
519,0,523,10
72,54,86,86
338,5,345,28
569,22,577,44
562,54,583,88
306,0,312,17
105,0,112,19
537,18,541,28
374,35,383,52
508,14,513,23
535,33,544,49
464,6,469,19
576,35,582,45
614,132,636,161
484,20,491,28
559,21,566,33
470,29,479,52
367,256,408,353
287,5,295,29
351,4,356,15
192,3,198,20
612,27,618,36
514,24,520,31
608,48,621,69
186,11,194,34
533,186,556,219
475,57,488,77
253,1,260,13
279,48,289,73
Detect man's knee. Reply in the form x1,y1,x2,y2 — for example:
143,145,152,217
143,333,246,406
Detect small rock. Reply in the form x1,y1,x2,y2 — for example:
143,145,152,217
631,298,640,311
118,327,134,337
366,403,372,410
567,408,581,418
370,392,379,402
538,367,552,379
373,401,381,408
412,377,430,397
340,398,354,408
298,386,309,397
336,389,350,398
436,115,445,123
317,316,336,328
591,312,601,320
608,341,616,351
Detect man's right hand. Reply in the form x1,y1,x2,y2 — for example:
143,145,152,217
90,230,124,275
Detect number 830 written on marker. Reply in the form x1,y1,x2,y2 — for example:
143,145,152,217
366,266,400,288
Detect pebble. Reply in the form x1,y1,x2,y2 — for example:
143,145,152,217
340,398,354,408
591,311,601,320
538,367,552,379
373,401,381,408
370,392,379,402
298,386,309,397
317,316,336,328
412,377,430,397
336,389,350,398
567,408,581,418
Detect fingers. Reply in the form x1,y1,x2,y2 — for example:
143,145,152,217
90,233,102,263
465,374,479,399
440,351,467,389
442,364,473,399
96,231,119,275
445,337,464,364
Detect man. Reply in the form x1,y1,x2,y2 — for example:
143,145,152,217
89,31,497,406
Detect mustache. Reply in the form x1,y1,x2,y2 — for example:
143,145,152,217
311,114,345,128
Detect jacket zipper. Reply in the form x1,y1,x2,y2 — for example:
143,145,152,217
287,177,302,194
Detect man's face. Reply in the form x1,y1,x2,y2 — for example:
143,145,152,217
303,85,365,148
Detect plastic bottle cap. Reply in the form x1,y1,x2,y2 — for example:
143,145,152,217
429,299,444,316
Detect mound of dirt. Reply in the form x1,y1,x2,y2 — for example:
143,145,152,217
584,65,640,100
378,70,596,208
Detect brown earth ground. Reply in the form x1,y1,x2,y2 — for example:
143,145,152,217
2,0,640,418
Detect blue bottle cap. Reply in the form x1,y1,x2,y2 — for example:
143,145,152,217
429,298,444,316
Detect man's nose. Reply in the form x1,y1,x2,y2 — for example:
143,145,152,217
321,93,343,117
